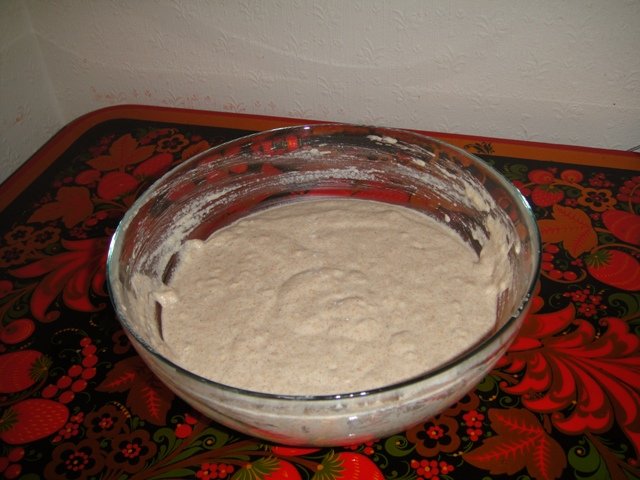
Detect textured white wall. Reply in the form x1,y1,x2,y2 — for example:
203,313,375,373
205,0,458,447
0,0,63,184
2,0,639,183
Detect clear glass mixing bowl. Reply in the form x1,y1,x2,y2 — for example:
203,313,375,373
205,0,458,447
107,124,540,446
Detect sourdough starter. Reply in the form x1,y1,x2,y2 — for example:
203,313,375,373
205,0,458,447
153,198,500,395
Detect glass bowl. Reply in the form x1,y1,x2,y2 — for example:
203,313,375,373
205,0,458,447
107,124,540,446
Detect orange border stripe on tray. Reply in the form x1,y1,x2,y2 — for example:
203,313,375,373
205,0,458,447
1,104,638,212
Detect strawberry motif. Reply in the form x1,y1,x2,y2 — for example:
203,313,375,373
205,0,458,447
0,350,51,393
560,169,584,183
527,169,555,184
601,209,640,246
531,185,564,207
0,399,69,444
271,446,321,457
264,459,301,480
312,452,384,480
586,249,640,291
0,318,35,344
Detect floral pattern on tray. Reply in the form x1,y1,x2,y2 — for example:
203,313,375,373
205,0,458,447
0,117,638,479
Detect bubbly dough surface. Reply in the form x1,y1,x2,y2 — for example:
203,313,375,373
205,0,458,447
155,198,499,395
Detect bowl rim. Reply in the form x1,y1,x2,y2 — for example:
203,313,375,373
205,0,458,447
107,123,541,402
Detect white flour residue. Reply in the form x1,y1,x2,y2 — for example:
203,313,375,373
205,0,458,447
366,134,398,145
